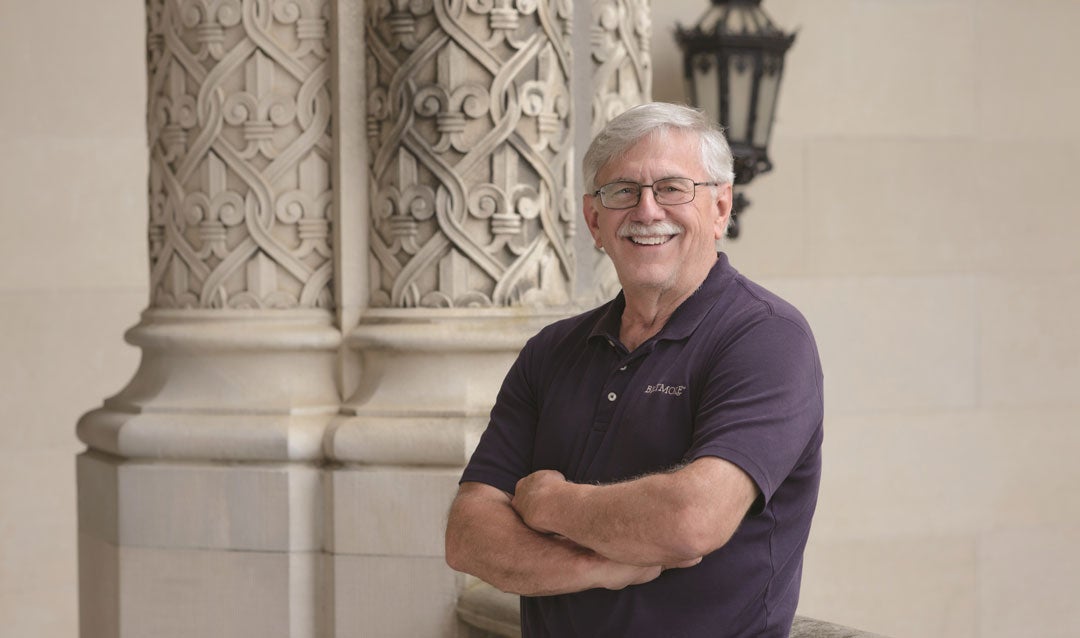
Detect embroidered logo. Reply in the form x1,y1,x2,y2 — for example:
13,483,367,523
644,382,686,396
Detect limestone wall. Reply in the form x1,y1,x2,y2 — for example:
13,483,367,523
652,1,1080,636
2,1,1079,636
0,4,148,636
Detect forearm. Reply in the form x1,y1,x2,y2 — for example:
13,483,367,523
445,483,660,596
540,474,708,565
513,458,757,566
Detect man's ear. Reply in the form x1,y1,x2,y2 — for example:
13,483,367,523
583,193,602,248
714,183,733,240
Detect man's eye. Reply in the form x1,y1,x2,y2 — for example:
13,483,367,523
613,185,636,196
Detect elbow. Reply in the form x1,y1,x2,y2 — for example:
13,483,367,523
444,513,471,574
445,546,473,576
665,534,714,564
444,544,463,573
444,525,470,574
666,507,739,560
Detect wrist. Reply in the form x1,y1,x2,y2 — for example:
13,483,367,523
538,478,581,537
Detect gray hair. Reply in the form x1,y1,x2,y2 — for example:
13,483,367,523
582,102,735,192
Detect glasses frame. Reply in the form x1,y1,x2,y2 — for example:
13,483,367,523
592,177,720,210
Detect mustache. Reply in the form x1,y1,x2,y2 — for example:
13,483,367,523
617,220,685,238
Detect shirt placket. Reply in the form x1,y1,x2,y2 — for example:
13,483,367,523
575,340,650,475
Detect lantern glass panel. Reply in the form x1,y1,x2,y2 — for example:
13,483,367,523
690,54,721,130
726,52,755,144
752,60,782,147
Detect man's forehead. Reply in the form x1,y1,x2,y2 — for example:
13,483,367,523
597,129,703,180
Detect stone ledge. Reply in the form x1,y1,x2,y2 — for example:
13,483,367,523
456,581,890,638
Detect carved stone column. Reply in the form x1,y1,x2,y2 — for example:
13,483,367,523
77,1,337,637
579,0,652,305
323,1,652,636
326,3,573,635
77,0,651,636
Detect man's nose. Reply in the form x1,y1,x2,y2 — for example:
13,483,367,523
629,186,666,221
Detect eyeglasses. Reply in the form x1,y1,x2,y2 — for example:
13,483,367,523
593,177,719,209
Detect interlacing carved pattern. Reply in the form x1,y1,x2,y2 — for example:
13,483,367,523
146,0,333,309
586,0,651,304
366,0,575,308
590,0,651,135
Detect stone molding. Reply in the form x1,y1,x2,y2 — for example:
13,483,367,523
76,309,340,462
329,311,566,467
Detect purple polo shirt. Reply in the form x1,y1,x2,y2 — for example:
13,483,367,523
461,254,824,637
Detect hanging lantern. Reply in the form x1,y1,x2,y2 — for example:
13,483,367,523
676,0,796,237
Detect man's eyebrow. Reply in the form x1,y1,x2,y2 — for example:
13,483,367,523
602,174,688,184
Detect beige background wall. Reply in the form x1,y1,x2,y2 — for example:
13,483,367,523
1,3,148,636
2,1,1078,637
651,1,1080,636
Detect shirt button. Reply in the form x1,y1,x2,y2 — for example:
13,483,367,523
607,392,617,402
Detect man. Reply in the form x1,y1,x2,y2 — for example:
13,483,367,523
445,102,823,637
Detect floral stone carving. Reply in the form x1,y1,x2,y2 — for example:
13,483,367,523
366,0,575,308
147,0,333,309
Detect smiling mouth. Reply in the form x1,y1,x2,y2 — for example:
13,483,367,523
628,235,675,246
618,221,684,246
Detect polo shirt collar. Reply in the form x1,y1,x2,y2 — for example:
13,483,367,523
588,253,738,346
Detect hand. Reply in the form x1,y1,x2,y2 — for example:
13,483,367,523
663,556,703,570
511,469,567,534
593,558,662,591
598,555,698,591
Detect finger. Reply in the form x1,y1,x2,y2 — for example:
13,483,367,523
662,557,703,570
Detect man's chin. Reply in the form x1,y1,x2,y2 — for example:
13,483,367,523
613,267,678,292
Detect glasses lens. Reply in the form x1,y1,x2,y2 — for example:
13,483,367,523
598,178,698,208
600,182,641,208
652,178,695,205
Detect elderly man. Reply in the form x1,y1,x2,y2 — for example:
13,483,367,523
445,102,823,637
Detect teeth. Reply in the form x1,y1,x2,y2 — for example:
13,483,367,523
630,236,670,245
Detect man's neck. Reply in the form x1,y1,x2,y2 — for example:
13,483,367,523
616,256,718,351
618,285,696,352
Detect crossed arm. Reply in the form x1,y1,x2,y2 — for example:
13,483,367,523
444,456,758,596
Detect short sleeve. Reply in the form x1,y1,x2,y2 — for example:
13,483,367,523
686,314,824,508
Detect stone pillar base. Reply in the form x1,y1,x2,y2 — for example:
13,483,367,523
326,465,467,636
76,310,339,637
77,452,326,638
